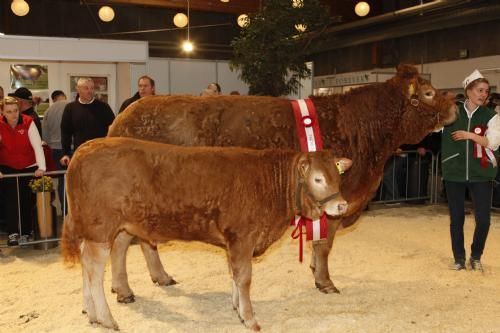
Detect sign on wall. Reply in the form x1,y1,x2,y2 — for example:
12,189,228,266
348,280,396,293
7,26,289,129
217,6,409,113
10,64,48,90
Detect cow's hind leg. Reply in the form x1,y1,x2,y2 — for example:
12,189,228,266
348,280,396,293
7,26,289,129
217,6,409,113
139,240,177,286
227,242,260,331
111,231,136,303
311,218,341,294
82,240,118,330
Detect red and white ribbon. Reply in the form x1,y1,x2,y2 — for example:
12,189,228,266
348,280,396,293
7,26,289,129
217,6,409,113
472,125,497,168
291,214,328,262
291,99,323,152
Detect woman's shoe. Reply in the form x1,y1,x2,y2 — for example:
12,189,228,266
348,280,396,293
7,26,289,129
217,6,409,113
7,233,20,246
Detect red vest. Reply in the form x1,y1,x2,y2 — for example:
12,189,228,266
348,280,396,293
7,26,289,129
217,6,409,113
0,114,37,170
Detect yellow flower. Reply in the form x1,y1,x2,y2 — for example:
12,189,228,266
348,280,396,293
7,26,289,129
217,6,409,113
29,176,54,192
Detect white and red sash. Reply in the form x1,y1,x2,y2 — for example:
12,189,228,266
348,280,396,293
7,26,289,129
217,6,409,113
290,99,329,262
472,125,497,169
291,214,328,262
291,99,324,152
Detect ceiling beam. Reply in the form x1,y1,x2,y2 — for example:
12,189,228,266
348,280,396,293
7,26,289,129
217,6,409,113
86,0,261,15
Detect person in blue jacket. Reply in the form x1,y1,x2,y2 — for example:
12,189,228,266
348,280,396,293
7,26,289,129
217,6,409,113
441,70,500,271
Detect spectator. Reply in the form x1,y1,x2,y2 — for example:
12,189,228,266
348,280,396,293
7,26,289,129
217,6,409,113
200,88,218,96
118,75,156,114
60,78,115,166
441,70,500,271
230,90,241,95
0,86,4,99
207,82,221,95
8,87,42,136
42,90,68,208
0,96,46,246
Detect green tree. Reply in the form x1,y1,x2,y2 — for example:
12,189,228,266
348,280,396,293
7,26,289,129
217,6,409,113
230,0,330,97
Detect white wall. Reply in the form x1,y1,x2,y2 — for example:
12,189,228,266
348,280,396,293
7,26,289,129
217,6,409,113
421,55,500,92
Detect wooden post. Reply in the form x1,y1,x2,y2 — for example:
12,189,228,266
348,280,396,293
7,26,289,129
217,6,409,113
36,191,53,238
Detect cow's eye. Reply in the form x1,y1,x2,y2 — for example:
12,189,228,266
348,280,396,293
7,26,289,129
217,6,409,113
314,178,323,184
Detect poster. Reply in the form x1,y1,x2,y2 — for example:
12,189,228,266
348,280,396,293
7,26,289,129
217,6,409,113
69,75,109,103
10,64,49,90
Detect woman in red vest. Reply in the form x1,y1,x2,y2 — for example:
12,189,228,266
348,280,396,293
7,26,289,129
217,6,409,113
0,96,46,246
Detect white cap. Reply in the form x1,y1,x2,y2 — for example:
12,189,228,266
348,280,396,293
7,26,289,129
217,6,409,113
462,69,484,90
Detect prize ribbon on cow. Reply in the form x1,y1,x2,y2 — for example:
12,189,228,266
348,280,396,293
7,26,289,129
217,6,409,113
471,125,497,169
291,99,323,152
291,214,328,262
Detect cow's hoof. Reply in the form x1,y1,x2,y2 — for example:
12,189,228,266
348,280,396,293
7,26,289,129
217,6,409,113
315,282,340,294
117,294,135,303
154,277,177,286
244,318,261,331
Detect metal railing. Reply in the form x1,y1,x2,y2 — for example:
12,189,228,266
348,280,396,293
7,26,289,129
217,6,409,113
0,170,66,248
372,150,439,205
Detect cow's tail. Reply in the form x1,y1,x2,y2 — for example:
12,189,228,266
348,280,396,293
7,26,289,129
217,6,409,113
61,211,81,265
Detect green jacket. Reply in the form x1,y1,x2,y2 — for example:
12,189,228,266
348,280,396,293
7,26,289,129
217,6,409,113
441,103,498,182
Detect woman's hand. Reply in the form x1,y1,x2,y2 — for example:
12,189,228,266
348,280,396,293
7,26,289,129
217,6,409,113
451,130,471,141
34,169,44,177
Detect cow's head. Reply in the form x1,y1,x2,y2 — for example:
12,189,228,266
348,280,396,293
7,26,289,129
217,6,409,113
295,151,351,218
393,64,458,141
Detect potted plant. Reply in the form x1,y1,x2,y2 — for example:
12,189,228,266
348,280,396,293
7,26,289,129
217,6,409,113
29,176,54,239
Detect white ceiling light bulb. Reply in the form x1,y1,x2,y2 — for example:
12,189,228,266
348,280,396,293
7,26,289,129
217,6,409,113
292,0,304,8
98,6,115,22
237,14,249,28
182,40,194,52
173,13,188,28
11,0,30,17
355,1,370,17
220,0,230,2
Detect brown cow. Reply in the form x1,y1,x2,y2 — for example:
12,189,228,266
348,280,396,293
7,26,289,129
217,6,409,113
107,64,457,301
61,137,351,330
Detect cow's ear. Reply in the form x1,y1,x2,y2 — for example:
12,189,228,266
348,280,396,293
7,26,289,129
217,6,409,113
335,158,352,174
298,155,311,179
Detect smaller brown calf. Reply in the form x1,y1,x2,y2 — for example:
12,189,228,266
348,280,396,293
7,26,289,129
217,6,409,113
62,137,350,331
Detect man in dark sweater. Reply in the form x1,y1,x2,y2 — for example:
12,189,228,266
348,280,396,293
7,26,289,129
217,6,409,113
118,75,155,114
60,78,115,166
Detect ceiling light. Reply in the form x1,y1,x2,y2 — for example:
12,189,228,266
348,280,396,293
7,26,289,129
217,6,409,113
237,14,249,28
181,0,194,53
182,40,193,52
292,0,304,8
355,2,370,17
11,0,30,17
173,13,188,28
98,6,115,22
295,24,306,32
220,0,230,2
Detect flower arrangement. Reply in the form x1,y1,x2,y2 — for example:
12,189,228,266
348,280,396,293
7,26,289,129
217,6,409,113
29,176,54,193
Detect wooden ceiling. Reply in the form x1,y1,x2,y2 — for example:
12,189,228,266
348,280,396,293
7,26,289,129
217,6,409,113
86,0,262,15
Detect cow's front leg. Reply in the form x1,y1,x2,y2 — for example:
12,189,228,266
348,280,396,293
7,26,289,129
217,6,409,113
139,241,177,286
227,242,260,331
82,240,118,330
311,218,341,294
111,231,135,303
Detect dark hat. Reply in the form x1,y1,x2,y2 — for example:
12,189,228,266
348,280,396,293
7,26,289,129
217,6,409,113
51,90,66,101
8,87,33,101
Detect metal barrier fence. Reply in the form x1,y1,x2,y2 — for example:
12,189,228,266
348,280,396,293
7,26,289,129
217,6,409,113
0,151,444,248
0,170,66,248
371,150,439,205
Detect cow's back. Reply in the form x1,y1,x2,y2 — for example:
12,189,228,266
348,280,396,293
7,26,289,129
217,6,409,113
67,137,296,248
109,95,299,150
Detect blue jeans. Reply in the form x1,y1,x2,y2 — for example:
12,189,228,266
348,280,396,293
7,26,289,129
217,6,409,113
444,180,492,262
